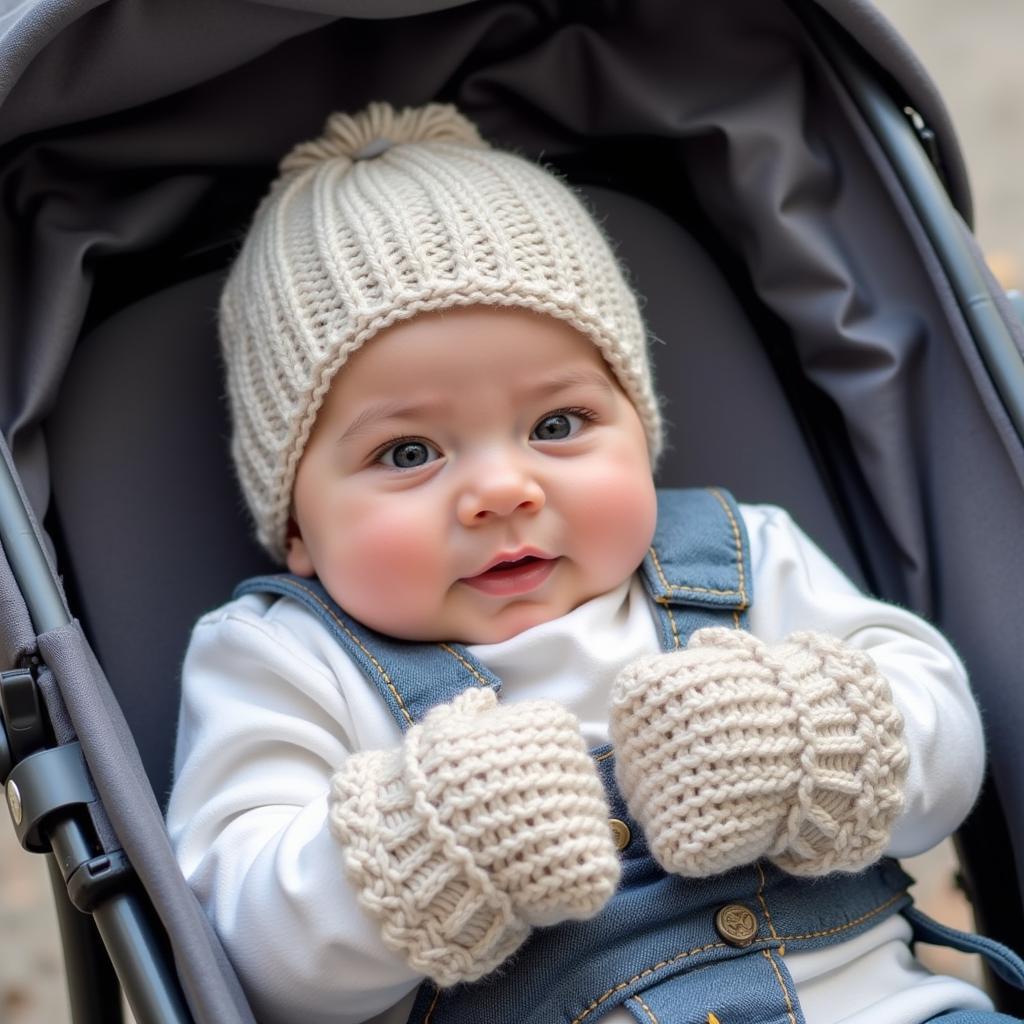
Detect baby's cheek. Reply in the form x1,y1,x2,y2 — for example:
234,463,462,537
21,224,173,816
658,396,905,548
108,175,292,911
600,494,654,558
583,457,655,528
576,465,657,572
342,509,444,617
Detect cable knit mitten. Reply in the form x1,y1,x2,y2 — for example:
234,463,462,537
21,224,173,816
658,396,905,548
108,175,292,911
328,687,620,987
610,628,908,878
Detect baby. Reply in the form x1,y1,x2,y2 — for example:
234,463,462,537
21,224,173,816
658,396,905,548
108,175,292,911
167,103,1023,1024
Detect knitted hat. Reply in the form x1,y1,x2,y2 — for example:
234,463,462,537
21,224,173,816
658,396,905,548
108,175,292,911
220,102,662,561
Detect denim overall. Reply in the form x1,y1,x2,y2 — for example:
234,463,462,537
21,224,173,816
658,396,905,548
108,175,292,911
238,488,1024,1024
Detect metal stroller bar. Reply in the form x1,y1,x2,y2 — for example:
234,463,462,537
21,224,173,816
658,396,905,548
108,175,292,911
0,444,193,1024
801,3,1024,444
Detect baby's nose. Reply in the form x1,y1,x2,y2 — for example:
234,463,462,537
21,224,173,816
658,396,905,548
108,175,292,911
456,467,545,525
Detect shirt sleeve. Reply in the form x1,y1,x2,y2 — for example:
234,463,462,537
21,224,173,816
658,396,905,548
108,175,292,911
740,504,986,858
166,598,422,1024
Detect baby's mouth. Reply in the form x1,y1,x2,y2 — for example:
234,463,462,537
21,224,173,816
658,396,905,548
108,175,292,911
484,555,541,574
462,554,559,596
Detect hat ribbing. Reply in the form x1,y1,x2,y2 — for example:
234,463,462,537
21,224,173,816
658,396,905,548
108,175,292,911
220,102,662,561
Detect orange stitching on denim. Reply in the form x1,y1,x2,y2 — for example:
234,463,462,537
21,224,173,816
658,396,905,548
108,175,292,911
649,545,743,600
437,643,491,687
422,986,441,1022
568,940,729,1024
631,994,659,1023
285,580,413,725
776,892,905,941
665,599,682,649
594,748,615,762
707,487,748,607
755,862,784,956
762,949,797,1024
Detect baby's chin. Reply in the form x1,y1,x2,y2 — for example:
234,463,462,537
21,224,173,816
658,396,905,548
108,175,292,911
366,601,573,647
337,569,637,644
458,610,563,646
441,594,605,646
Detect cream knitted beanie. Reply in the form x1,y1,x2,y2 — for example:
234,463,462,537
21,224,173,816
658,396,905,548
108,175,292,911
220,102,662,561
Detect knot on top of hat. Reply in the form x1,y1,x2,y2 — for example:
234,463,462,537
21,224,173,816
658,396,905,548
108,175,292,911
280,101,489,174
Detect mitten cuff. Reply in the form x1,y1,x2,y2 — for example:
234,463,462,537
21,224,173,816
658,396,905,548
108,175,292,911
328,745,529,988
764,631,908,875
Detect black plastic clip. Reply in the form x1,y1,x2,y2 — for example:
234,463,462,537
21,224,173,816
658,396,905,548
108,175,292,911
0,665,48,773
5,740,96,853
903,106,942,174
67,849,133,913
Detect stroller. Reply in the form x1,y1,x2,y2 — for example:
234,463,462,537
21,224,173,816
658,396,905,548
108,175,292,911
2,1,1024,1021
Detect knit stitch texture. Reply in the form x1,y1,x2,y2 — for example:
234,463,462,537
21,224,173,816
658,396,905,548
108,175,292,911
609,628,908,877
219,102,662,560
328,687,621,987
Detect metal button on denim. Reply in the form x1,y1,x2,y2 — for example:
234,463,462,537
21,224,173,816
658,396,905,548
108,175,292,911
608,818,631,851
715,904,758,947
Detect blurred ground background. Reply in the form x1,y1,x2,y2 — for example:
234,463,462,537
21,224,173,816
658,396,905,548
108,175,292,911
883,0,1024,293
1,1,1023,1021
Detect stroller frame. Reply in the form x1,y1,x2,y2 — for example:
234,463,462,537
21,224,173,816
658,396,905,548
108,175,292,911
2,3,1024,1023
0,436,191,1023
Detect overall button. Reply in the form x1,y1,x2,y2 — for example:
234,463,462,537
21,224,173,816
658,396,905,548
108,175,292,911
608,819,631,851
715,903,758,947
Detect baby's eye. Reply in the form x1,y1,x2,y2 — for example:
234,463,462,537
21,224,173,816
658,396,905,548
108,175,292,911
530,410,590,441
377,439,441,469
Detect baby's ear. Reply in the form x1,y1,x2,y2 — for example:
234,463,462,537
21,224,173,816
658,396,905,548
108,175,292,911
284,517,316,577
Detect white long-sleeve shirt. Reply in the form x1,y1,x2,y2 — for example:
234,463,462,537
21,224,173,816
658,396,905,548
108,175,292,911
167,504,993,1024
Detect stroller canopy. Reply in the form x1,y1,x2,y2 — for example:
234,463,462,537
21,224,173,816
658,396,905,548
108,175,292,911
0,0,975,512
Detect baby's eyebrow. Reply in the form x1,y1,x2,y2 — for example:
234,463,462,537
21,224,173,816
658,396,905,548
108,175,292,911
337,369,614,443
337,399,447,444
525,368,616,398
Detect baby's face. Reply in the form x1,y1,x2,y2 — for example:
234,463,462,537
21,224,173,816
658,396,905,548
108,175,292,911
286,306,657,644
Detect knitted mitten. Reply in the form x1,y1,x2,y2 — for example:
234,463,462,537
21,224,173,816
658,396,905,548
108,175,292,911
610,628,908,878
328,687,620,987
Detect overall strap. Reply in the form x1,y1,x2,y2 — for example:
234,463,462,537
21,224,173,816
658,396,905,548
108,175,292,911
640,487,752,651
232,574,500,733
